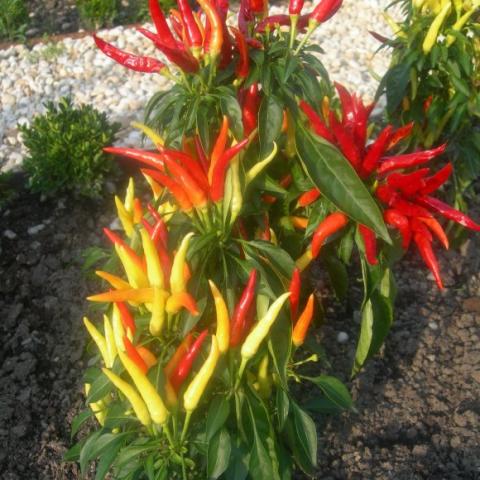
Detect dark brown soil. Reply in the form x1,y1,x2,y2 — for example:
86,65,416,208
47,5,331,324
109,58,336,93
0,175,479,479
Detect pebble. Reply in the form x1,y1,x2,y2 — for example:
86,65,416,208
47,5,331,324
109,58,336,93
0,0,396,172
428,321,439,330
27,224,46,235
3,229,17,239
337,331,349,344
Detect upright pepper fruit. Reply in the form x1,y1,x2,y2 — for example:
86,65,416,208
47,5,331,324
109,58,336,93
209,280,230,353
292,294,315,347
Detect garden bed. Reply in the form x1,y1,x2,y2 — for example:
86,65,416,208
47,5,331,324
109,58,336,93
1,174,478,479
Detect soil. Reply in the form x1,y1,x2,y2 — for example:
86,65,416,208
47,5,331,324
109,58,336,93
1,175,479,479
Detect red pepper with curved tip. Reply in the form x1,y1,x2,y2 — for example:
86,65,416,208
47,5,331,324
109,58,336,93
362,125,393,176
116,302,136,336
137,27,199,73
386,169,430,196
289,0,305,15
416,196,480,231
334,82,356,127
311,212,349,257
309,0,343,27
419,163,453,196
177,0,203,51
93,35,167,73
193,135,210,174
230,27,249,79
147,204,168,246
163,156,208,207
289,267,301,322
230,270,258,347
141,168,193,211
358,224,378,265
413,231,444,289
103,228,144,272
299,100,335,143
169,330,208,391
199,0,223,59
418,217,449,249
211,138,249,202
377,144,447,175
386,122,414,151
168,9,186,40
329,111,361,169
384,209,411,249
297,187,321,207
124,336,149,373
209,116,229,183
242,83,261,135
149,0,177,47
104,147,164,171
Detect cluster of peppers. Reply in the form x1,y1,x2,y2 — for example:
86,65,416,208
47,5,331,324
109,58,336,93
83,180,317,438
297,83,480,288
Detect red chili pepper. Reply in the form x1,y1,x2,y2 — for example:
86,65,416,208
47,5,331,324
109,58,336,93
377,144,447,175
386,122,414,151
164,333,194,377
416,196,480,231
160,148,209,193
260,213,271,241
297,188,321,207
199,0,223,59
147,204,168,245
93,35,167,73
423,95,433,113
309,0,343,26
242,83,261,135
215,0,229,19
230,27,249,79
193,135,210,174
209,116,229,183
104,147,164,171
230,270,258,347
392,198,432,218
123,336,149,373
386,168,430,196
211,139,249,202
163,155,208,207
289,0,305,15
116,302,136,336
329,111,361,170
249,0,265,13
168,9,185,40
358,224,378,265
169,330,209,391
255,14,309,33
238,0,254,34
154,236,172,283
419,163,453,196
311,212,349,257
418,217,449,249
299,100,335,143
149,0,177,47
413,231,444,289
141,168,194,211
289,267,301,322
103,228,145,272
137,27,199,73
362,125,393,176
384,209,411,249
177,0,203,50
334,83,356,128
375,184,399,206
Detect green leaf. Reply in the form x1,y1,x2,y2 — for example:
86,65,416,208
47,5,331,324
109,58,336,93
306,375,353,410
269,313,292,389
207,428,231,479
95,435,127,480
385,63,411,114
206,396,231,441
220,93,244,140
86,369,113,404
291,402,317,470
70,410,93,439
259,95,283,156
276,389,290,430
303,396,343,414
296,124,390,243
323,254,348,301
64,440,85,462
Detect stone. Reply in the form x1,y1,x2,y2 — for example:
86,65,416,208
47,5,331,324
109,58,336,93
28,224,46,235
337,331,349,344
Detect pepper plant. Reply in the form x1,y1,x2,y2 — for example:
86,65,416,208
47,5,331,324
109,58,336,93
375,0,480,202
70,0,480,478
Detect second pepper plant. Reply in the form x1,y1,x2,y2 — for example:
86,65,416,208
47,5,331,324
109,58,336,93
70,0,480,477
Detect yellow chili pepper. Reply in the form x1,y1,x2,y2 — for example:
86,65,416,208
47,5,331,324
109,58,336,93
229,156,243,225
124,177,135,213
208,280,230,354
140,228,164,288
383,12,407,38
131,121,165,148
150,286,166,336
102,368,151,426
256,354,272,399
115,244,149,289
423,1,452,54
112,304,129,351
170,232,194,294
183,335,220,412
241,292,291,360
245,142,278,184
103,314,117,367
85,384,106,426
446,5,478,45
83,317,110,367
118,350,169,425
88,287,154,304
115,196,134,238
143,172,163,200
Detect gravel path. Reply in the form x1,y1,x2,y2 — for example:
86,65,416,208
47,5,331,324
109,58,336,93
0,0,395,171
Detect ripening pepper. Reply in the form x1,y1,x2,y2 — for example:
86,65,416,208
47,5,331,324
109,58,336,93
311,212,349,257
183,335,220,412
140,228,164,289
102,368,151,426
209,280,230,353
292,294,315,347
118,350,169,424
150,286,167,336
115,244,149,289
170,233,194,294
289,267,301,321
241,292,291,360
198,0,223,60
103,314,118,367
124,336,149,374
83,317,111,368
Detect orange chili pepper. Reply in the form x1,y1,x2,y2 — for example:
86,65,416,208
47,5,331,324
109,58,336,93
292,293,315,347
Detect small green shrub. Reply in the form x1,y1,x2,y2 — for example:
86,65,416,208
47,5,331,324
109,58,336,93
76,0,120,29
0,0,29,40
19,97,120,198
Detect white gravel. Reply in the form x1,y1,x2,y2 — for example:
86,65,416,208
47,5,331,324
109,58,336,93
0,0,396,172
